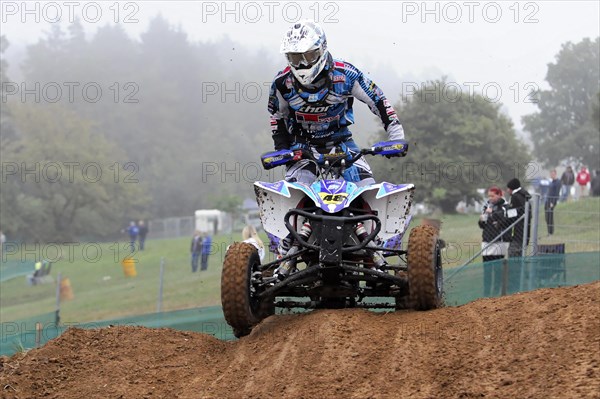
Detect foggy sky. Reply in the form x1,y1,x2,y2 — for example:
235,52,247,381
2,0,599,132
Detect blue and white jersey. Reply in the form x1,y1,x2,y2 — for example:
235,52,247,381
268,58,404,150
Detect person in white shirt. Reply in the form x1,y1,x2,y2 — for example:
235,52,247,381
242,225,265,262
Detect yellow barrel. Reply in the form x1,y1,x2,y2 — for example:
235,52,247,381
121,257,137,277
60,278,74,301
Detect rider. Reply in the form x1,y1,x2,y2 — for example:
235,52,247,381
269,20,404,186
268,20,405,277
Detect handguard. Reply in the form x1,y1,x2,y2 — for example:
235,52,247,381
370,140,409,157
261,149,295,170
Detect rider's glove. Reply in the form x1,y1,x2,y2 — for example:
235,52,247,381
292,150,303,161
384,151,407,159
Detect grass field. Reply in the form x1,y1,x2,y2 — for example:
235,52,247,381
0,235,234,324
1,197,598,325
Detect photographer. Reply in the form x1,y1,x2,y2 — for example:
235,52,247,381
545,169,561,235
506,178,532,257
478,186,510,296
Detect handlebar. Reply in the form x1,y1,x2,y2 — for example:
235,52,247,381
261,140,408,171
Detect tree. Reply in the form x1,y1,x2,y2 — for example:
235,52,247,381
522,37,600,170
593,92,600,131
0,35,17,144
371,79,531,213
1,104,149,242
12,17,281,221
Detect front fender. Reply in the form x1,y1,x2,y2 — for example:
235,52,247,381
254,181,317,239
356,183,415,241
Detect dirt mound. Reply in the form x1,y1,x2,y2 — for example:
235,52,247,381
1,282,599,399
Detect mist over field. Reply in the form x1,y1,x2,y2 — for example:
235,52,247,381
1,1,598,241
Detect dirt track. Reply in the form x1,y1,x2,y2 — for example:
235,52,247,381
1,282,599,399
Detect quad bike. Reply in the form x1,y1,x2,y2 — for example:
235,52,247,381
221,140,443,337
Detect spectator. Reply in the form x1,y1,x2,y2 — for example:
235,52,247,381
576,166,591,199
32,261,43,281
190,230,202,272
531,175,552,204
506,178,532,257
538,177,550,205
138,220,149,251
242,225,265,262
201,234,212,271
0,230,5,260
545,169,561,235
591,170,600,197
127,221,139,253
478,186,510,297
560,166,575,202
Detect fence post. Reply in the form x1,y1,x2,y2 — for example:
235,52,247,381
519,201,530,291
55,272,61,325
528,193,541,291
521,200,530,258
157,257,165,313
501,259,508,296
35,322,41,348
531,193,540,256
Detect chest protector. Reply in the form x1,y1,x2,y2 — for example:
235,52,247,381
281,63,355,139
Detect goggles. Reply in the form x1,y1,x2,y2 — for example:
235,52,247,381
286,48,323,68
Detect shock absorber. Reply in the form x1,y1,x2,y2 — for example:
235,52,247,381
354,222,369,242
277,235,293,257
274,219,312,279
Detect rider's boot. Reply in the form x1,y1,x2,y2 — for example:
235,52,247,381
354,222,387,273
273,220,312,281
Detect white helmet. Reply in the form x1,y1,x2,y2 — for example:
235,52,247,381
280,20,329,86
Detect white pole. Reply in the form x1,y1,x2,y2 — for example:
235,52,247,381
157,258,165,312
531,193,540,255
55,272,61,325
520,201,530,291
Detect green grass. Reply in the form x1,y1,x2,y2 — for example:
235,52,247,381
537,197,600,252
1,197,598,324
0,235,236,324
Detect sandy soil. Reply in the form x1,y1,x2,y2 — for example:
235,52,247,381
1,282,599,399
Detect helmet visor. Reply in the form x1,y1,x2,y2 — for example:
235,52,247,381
286,48,323,68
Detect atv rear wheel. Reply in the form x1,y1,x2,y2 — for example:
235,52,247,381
221,242,274,338
407,224,443,310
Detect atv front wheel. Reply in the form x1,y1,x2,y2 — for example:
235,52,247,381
407,224,443,310
221,242,274,338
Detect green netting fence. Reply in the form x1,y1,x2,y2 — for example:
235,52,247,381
1,306,234,356
2,252,598,357
0,311,58,356
443,252,600,306
0,260,35,283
